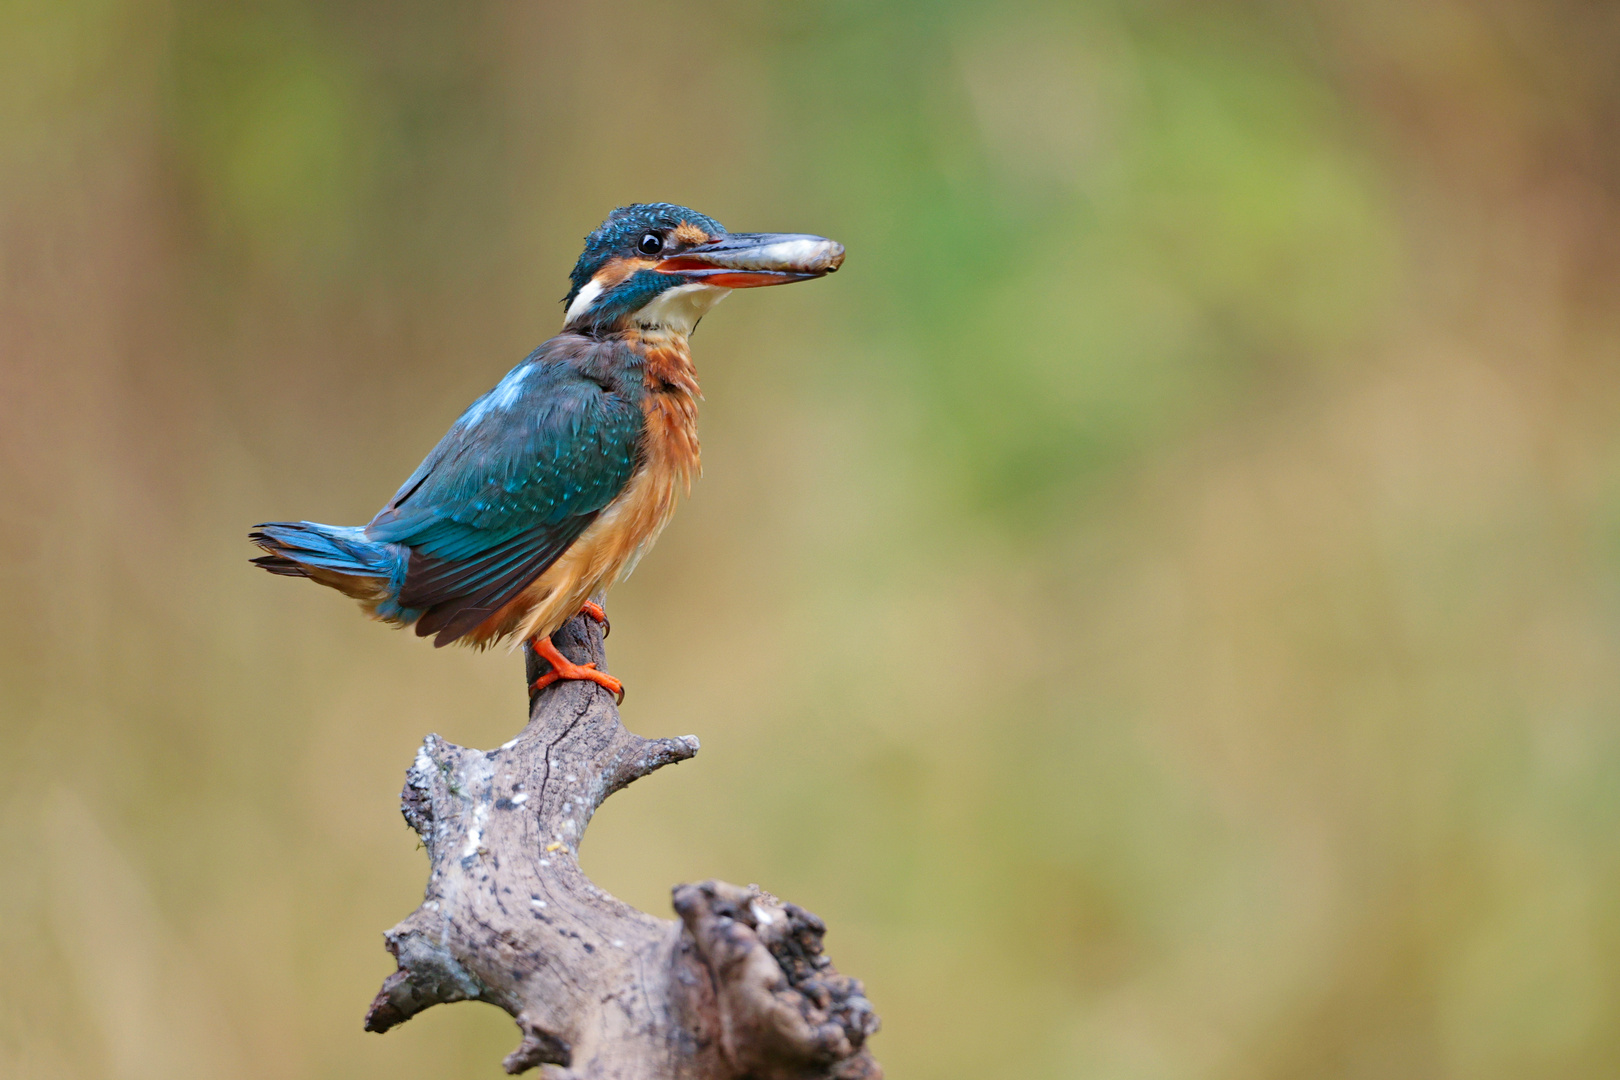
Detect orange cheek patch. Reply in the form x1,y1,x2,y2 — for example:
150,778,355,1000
593,256,658,289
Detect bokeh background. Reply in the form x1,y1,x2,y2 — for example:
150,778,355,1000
4,1,1620,1077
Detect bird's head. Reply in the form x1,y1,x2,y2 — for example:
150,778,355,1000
561,203,844,336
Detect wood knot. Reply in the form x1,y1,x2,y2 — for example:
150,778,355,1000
673,880,882,1080
502,1013,571,1074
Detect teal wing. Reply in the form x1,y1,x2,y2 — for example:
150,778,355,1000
366,356,643,645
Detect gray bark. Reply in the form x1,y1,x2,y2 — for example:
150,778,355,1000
364,613,882,1079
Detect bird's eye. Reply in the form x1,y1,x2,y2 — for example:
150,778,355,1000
638,233,664,255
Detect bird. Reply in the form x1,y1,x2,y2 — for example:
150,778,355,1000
250,203,844,701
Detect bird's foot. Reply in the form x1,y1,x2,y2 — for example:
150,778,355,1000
578,600,609,637
529,635,624,704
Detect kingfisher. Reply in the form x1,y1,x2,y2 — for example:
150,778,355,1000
251,204,843,700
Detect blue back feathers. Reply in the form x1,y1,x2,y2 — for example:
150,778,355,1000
252,333,650,646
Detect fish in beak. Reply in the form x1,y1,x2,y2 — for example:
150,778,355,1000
656,233,846,289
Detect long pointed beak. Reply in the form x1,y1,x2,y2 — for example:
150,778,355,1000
655,233,845,288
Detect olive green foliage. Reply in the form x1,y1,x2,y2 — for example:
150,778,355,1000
3,2,1619,1079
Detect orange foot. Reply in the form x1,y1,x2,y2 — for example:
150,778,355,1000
579,600,609,636
529,635,624,704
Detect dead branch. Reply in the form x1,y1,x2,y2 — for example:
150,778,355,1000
363,613,881,1079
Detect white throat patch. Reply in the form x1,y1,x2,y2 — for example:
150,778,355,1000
564,278,731,334
629,282,731,335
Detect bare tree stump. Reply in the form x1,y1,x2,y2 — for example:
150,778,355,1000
364,612,881,1079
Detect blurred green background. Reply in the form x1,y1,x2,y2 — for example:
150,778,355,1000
4,1,1619,1077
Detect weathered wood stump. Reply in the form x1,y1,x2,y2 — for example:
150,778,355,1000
363,612,881,1079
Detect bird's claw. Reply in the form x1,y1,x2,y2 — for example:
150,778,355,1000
529,635,624,704
579,600,610,637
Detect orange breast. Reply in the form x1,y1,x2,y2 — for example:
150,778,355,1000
462,336,701,649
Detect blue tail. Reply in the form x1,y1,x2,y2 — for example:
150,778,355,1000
249,521,416,622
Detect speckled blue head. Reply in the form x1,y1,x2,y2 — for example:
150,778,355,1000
565,204,726,309
561,203,846,335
